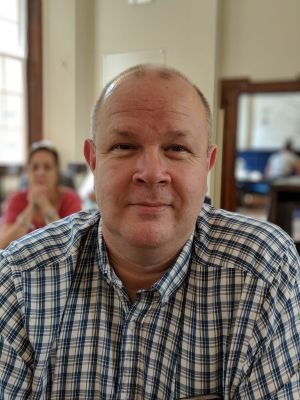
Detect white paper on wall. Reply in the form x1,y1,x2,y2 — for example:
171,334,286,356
102,49,166,88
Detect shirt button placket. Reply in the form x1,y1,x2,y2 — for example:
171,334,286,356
117,314,139,399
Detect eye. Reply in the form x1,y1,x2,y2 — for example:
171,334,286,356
168,144,187,152
109,143,138,156
44,163,55,171
30,163,39,172
112,143,135,150
165,143,192,159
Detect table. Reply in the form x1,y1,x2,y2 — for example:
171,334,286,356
268,176,300,252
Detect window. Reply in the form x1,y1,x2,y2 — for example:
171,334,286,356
0,0,26,164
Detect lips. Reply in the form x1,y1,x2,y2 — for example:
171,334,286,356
127,201,172,217
126,192,174,211
131,202,169,207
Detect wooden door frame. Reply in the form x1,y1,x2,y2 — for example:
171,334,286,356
220,78,300,211
27,0,43,145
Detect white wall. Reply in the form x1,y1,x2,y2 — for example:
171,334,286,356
74,0,95,162
43,0,76,167
219,0,300,80
42,0,95,166
94,0,218,108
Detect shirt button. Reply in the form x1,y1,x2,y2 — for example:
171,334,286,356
128,321,135,331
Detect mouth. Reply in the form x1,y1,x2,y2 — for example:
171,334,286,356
129,202,171,213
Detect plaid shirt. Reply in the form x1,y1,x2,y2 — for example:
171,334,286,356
0,205,300,399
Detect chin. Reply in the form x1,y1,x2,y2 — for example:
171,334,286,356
127,237,168,249
123,223,175,249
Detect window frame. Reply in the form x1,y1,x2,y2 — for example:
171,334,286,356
27,0,42,145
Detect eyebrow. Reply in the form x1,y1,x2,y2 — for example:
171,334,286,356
109,129,191,139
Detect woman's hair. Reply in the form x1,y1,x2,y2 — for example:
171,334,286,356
28,140,60,166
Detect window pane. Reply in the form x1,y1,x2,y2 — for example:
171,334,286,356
0,57,3,90
0,0,25,56
4,57,23,93
0,0,18,21
0,128,25,164
0,92,25,164
0,93,5,125
0,0,26,165
7,94,24,127
0,19,20,53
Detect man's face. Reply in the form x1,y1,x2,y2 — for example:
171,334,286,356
84,73,216,254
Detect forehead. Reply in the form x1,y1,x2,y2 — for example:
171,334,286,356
29,150,56,164
97,72,207,131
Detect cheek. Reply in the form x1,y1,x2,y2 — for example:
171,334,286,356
95,162,130,200
183,182,207,210
49,170,59,183
181,174,208,217
97,159,132,184
27,174,35,185
175,166,208,195
175,172,208,216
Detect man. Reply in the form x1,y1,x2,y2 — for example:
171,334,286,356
0,65,299,399
265,140,300,179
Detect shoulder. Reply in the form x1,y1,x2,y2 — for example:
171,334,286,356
60,186,81,201
1,190,28,222
0,210,101,273
5,189,28,204
58,186,82,215
194,204,300,285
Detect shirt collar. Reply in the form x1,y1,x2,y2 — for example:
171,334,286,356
152,233,194,303
96,219,123,286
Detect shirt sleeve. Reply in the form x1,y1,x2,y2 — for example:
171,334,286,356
1,192,27,225
58,189,82,218
0,252,33,398
235,242,300,399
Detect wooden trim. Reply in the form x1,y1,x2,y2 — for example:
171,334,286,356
27,0,42,145
220,78,300,211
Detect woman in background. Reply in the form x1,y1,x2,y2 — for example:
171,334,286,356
0,141,81,249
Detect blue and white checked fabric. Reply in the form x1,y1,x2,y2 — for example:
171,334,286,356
0,205,300,399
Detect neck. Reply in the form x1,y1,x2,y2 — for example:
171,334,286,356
106,244,180,302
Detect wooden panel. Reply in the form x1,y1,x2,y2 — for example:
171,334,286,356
27,0,43,145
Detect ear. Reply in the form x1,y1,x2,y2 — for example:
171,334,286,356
84,139,96,172
207,145,217,172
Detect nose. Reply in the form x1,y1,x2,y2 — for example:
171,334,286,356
132,149,171,185
35,167,46,176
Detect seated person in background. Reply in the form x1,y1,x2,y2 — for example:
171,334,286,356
0,140,81,249
0,65,300,399
265,139,300,179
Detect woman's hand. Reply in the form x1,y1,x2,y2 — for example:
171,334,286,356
28,184,59,224
16,204,35,231
28,184,52,212
0,204,35,248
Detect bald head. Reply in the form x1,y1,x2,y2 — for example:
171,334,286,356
91,64,212,146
